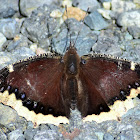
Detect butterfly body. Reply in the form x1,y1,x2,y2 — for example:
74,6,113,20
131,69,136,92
62,45,88,117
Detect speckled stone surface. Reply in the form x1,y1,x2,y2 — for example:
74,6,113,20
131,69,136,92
0,0,140,140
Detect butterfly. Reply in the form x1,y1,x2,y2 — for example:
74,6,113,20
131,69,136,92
0,40,140,123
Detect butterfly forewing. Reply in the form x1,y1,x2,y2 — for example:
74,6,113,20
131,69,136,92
0,55,67,116
80,54,140,115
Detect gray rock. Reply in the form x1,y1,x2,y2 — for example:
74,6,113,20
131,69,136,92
109,11,119,20
103,133,114,140
69,109,83,129
37,123,60,133
100,120,119,135
124,32,133,40
6,34,32,51
120,39,140,62
2,49,37,68
52,18,97,56
0,104,27,132
111,0,136,13
92,34,121,57
117,103,140,139
0,18,21,39
0,129,7,140
21,5,61,50
39,124,51,131
99,0,111,3
24,128,38,140
116,134,134,140
0,7,16,18
24,121,38,140
8,129,25,140
0,47,35,69
7,40,21,51
11,47,35,61
83,121,102,132
97,9,112,20
0,32,6,51
0,36,35,68
0,51,13,69
0,47,36,69
84,11,109,30
19,0,58,17
80,135,98,140
95,131,104,140
21,17,50,49
117,10,140,28
54,18,93,40
78,130,98,140
91,28,140,62
1,39,11,50
128,26,140,39
116,124,134,134
26,121,34,129
121,103,140,119
53,36,97,56
0,0,19,18
72,0,100,12
76,122,103,140
34,130,63,140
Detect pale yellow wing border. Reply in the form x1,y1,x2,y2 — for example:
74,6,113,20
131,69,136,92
0,87,139,127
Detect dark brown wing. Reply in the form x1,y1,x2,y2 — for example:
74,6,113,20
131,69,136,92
0,54,66,117
79,54,140,116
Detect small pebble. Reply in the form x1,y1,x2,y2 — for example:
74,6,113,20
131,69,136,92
128,26,140,39
111,0,136,13
36,47,47,55
117,10,140,27
8,129,25,140
12,47,35,61
0,32,6,51
0,18,20,39
19,0,54,16
97,9,111,19
30,43,38,53
103,2,111,10
72,0,100,12
84,11,109,30
95,131,104,140
124,32,133,40
50,9,63,18
63,7,86,21
0,129,7,140
103,133,114,140
62,0,72,7
0,0,19,18
117,134,134,140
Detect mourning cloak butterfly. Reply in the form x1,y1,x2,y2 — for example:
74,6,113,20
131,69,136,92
0,43,140,126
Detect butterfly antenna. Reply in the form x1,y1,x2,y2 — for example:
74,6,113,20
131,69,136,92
73,8,89,47
63,5,70,53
